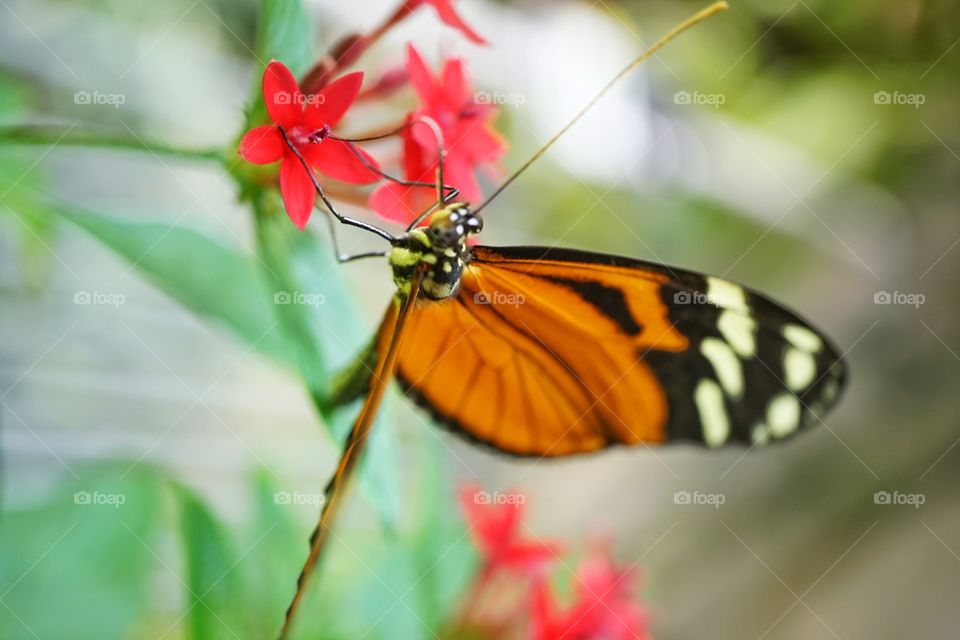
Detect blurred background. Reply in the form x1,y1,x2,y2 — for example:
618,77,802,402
1,0,959,638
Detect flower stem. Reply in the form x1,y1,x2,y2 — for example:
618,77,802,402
299,1,413,94
364,3,414,52
0,124,225,163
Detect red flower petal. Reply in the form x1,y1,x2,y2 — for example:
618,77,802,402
443,156,482,202
307,139,380,185
238,125,285,164
441,58,471,109
305,71,365,128
279,154,316,229
424,0,487,45
502,541,560,576
401,115,428,179
463,124,507,164
370,182,432,223
263,60,303,127
406,44,439,108
457,484,560,577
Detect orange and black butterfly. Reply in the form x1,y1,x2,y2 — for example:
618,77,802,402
277,2,846,637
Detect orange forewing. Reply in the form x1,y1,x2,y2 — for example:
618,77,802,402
394,247,688,456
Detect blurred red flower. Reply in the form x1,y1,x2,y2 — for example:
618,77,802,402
370,44,505,224
413,0,487,45
239,60,379,229
531,548,652,640
458,485,559,578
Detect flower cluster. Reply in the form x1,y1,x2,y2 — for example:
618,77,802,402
239,0,504,230
456,485,654,640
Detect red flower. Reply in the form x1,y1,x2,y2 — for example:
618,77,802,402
412,0,487,45
239,60,379,229
458,485,559,577
370,45,505,224
531,549,652,640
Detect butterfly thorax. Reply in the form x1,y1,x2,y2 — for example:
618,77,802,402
389,203,483,300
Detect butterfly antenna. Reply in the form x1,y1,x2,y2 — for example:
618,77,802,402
474,1,729,215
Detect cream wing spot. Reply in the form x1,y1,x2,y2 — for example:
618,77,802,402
700,337,744,398
706,277,748,311
784,323,823,352
695,378,730,448
767,393,801,438
784,347,816,391
717,310,757,358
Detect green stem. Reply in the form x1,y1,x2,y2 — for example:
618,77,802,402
0,124,225,163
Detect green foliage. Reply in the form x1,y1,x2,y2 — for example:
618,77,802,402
242,471,305,638
56,203,294,365
0,468,163,639
255,0,313,76
0,464,465,639
253,191,404,531
173,484,243,640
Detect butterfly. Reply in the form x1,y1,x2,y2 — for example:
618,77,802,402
276,2,846,637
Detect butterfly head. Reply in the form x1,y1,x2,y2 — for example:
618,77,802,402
427,203,483,248
389,203,482,300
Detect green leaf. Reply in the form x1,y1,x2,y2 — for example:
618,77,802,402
173,485,241,640
50,203,294,366
253,193,403,532
254,204,330,395
45,196,401,531
0,467,163,639
242,471,305,637
0,124,224,163
255,0,313,77
409,433,475,630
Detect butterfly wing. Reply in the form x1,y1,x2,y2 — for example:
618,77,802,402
395,245,846,457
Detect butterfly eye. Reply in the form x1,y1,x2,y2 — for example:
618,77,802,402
467,215,483,233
